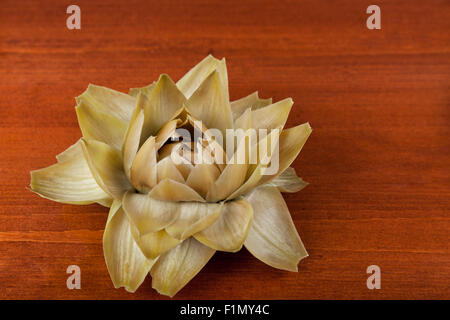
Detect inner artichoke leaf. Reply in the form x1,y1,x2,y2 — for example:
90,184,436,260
158,142,194,180
148,179,205,202
76,84,136,123
251,98,293,132
230,91,272,120
151,237,215,297
156,156,185,183
187,115,226,171
155,119,182,150
81,139,132,200
130,136,157,192
129,222,180,260
103,200,156,293
195,197,253,252
122,107,145,180
258,122,312,186
267,167,308,193
30,140,111,205
122,191,181,235
185,71,233,138
76,101,128,150
244,186,308,272
165,202,224,240
176,54,229,100
185,163,220,198
139,74,187,142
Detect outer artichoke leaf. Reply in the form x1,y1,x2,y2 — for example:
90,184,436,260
151,237,215,297
81,139,132,200
195,197,253,252
185,71,233,138
233,107,252,131
76,101,128,150
267,167,308,193
55,139,83,163
165,202,224,240
122,191,181,235
185,164,221,198
148,179,205,202
122,107,145,179
177,54,228,100
129,222,180,260
230,91,272,120
258,122,312,186
103,201,155,293
76,84,136,123
129,82,155,97
130,136,157,192
244,186,308,272
251,98,293,131
139,74,187,142
30,140,110,205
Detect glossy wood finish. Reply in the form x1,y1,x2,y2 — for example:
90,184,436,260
0,0,448,299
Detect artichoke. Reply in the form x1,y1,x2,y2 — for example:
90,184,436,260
30,55,312,297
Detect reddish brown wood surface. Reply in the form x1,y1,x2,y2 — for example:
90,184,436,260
0,0,449,299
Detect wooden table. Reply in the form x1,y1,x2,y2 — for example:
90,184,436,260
0,0,448,299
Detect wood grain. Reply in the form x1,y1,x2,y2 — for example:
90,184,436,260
0,0,448,299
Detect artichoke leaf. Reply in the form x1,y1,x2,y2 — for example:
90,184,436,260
103,200,155,293
226,128,280,200
267,167,308,193
76,101,128,150
76,84,136,123
139,74,187,142
158,142,194,180
185,164,220,198
206,162,248,202
244,186,308,272
258,122,311,186
233,107,252,131
177,54,228,100
195,197,253,252
122,107,145,179
55,139,83,163
130,136,157,192
129,223,180,260
129,82,155,97
148,179,205,202
30,140,110,205
185,71,233,138
251,98,293,132
122,191,181,235
155,119,182,150
151,237,215,297
81,139,132,200
156,156,185,183
230,91,272,120
165,202,224,240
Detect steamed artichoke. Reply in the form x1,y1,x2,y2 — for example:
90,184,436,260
30,55,312,297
